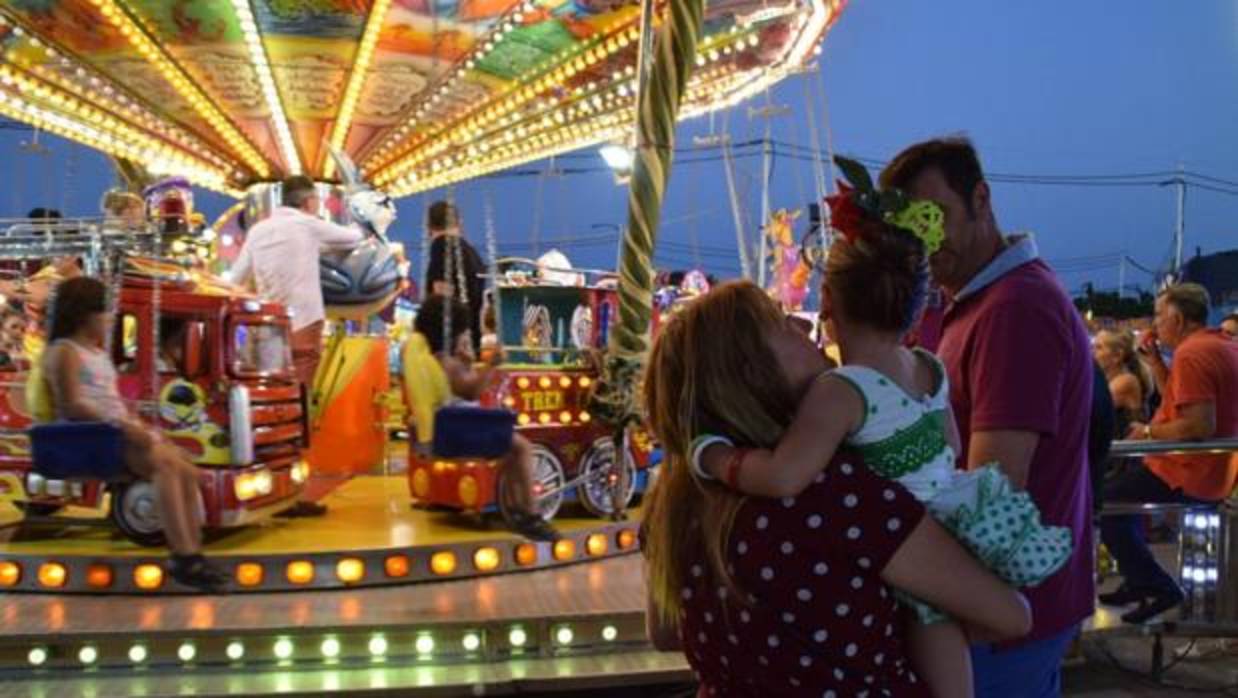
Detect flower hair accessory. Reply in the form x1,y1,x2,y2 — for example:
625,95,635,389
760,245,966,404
825,156,945,255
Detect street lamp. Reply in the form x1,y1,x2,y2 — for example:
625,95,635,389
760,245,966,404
598,144,634,185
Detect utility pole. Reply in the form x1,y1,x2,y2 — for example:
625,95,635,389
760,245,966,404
748,96,790,288
1173,163,1187,275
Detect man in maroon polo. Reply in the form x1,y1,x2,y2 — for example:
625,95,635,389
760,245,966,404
883,138,1094,698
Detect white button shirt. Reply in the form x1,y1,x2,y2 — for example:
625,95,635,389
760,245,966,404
229,206,364,331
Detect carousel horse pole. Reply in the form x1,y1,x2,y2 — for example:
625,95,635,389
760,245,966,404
590,0,706,504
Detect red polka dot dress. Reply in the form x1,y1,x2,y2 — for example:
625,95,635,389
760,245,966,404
674,457,931,697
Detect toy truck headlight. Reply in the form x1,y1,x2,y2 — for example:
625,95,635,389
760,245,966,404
229,386,254,465
290,460,309,485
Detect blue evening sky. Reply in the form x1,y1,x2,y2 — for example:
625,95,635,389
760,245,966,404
1,0,1234,298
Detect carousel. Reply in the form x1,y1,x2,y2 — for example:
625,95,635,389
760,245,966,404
0,0,844,694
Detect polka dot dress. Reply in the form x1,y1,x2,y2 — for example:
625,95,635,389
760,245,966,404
672,457,930,697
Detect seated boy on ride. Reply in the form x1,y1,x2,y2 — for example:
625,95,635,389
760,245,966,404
405,294,558,542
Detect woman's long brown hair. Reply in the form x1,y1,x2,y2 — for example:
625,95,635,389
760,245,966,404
642,281,800,627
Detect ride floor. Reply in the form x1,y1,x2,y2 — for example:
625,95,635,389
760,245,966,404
0,475,643,594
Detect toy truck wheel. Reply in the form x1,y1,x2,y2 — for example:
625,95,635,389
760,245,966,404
577,438,636,518
109,481,167,548
497,444,565,524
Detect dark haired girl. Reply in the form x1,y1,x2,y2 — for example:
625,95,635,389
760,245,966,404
41,277,228,591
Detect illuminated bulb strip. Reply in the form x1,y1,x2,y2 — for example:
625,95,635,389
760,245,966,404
360,0,539,169
388,67,743,195
0,14,241,177
373,15,760,187
367,20,640,181
230,0,301,175
0,90,240,196
383,17,817,195
0,66,232,185
83,0,271,177
324,0,392,178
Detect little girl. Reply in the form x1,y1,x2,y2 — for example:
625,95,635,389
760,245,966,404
41,276,229,591
695,159,1071,697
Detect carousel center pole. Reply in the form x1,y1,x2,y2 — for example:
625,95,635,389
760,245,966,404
589,0,706,458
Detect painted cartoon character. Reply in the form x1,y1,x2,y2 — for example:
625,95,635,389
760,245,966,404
766,208,811,311
159,379,231,465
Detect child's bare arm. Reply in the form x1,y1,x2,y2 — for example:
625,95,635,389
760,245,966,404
441,356,493,400
700,375,862,497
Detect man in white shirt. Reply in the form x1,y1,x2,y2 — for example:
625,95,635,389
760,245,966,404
231,176,364,388
230,177,364,518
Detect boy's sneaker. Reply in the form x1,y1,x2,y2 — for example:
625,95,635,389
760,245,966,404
170,555,230,593
510,512,559,542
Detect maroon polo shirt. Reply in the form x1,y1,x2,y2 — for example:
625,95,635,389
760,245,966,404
938,258,1095,645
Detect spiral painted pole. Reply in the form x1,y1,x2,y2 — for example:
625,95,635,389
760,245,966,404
590,0,705,432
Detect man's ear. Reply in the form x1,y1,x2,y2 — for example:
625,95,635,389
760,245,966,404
971,180,992,219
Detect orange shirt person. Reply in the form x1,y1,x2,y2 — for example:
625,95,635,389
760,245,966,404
1099,283,1238,624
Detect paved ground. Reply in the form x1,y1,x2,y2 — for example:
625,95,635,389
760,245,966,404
1063,634,1238,697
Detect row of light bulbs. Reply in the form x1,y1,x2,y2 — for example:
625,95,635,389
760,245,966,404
363,0,549,172
0,14,243,185
369,5,774,186
26,622,623,670
83,0,271,178
229,0,301,175
0,14,241,178
387,51,755,195
324,0,393,178
373,21,641,188
0,89,239,196
0,66,234,189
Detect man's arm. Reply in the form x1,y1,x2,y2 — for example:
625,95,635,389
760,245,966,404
967,430,1039,489
313,219,366,250
1129,402,1216,441
228,244,254,289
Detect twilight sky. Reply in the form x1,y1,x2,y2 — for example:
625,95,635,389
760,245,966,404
1,0,1234,299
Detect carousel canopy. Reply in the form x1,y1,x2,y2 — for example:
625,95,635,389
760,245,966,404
0,0,843,197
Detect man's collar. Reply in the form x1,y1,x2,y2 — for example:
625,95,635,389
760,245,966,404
953,234,1040,302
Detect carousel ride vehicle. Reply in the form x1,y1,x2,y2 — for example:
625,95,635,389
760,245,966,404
0,226,308,545
0,0,846,693
406,259,658,523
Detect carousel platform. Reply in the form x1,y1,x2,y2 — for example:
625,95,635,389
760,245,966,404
0,475,641,594
0,554,694,696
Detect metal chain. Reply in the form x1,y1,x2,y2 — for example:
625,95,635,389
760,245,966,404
483,189,502,352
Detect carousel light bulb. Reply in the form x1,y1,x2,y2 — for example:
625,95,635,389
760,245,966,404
320,637,341,659
226,642,245,661
462,633,482,652
128,645,148,663
273,638,294,660
368,635,388,657
415,634,435,655
28,647,47,666
78,646,98,665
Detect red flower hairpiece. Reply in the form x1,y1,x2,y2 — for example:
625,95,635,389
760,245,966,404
825,182,866,246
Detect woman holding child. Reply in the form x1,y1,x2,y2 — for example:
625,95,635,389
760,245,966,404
642,159,1071,696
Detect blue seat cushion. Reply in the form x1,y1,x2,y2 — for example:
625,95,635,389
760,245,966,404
431,406,516,460
30,422,127,480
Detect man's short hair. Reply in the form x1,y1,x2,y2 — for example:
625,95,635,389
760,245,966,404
427,201,459,233
282,176,317,208
880,137,985,216
1159,283,1211,325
